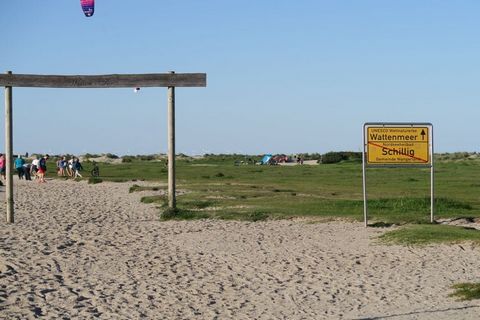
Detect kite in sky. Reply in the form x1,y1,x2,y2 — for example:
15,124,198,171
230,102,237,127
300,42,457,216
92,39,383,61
80,0,94,17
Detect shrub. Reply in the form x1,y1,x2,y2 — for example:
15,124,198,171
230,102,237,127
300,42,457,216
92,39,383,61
321,152,345,164
105,153,119,159
84,153,101,159
161,207,180,220
122,156,134,163
320,151,362,164
303,153,322,160
129,184,140,193
245,211,269,222
137,155,156,161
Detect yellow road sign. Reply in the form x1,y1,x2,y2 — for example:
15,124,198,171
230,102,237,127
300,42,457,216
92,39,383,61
366,126,431,165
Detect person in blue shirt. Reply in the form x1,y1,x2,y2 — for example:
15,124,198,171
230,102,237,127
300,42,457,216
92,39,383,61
73,157,83,178
14,155,25,179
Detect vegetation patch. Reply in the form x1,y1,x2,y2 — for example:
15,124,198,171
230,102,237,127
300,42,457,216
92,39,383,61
321,151,361,164
45,155,480,224
122,156,134,163
160,207,209,221
141,195,167,206
379,224,480,245
449,283,480,301
83,153,101,158
129,184,161,193
369,197,472,211
105,153,119,159
245,211,269,222
88,177,103,184
272,188,295,193
181,200,215,210
369,222,394,228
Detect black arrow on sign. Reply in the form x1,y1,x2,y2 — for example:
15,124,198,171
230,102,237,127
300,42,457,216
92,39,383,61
420,129,426,140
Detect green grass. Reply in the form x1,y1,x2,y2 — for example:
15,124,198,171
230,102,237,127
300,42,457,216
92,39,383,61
45,156,480,229
140,195,167,206
449,283,480,301
160,207,210,221
379,224,480,245
129,184,161,193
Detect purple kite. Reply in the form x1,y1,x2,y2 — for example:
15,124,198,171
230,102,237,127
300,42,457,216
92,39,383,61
80,0,94,17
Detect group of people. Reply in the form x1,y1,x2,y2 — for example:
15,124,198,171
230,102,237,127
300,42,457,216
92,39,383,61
0,154,85,184
11,154,50,183
56,156,84,178
19,155,49,183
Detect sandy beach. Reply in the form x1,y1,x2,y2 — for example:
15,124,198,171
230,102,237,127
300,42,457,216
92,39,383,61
1,179,480,319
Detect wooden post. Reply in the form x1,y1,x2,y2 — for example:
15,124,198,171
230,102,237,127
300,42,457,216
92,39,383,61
5,71,14,223
167,71,176,208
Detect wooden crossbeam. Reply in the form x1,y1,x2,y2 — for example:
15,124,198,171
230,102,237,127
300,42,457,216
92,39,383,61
0,73,206,88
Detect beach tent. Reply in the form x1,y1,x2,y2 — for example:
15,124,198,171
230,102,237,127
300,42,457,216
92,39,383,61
261,154,273,165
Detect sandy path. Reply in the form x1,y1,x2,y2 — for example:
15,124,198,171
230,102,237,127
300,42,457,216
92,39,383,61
1,179,480,319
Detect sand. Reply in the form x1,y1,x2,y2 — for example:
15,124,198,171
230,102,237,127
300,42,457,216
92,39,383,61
1,179,480,319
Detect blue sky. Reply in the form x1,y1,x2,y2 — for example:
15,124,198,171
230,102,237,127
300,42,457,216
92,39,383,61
1,1,479,155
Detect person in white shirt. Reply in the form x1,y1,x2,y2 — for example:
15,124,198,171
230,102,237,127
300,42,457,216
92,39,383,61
31,157,40,180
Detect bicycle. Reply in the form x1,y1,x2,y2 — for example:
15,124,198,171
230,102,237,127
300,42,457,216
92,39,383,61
90,161,100,177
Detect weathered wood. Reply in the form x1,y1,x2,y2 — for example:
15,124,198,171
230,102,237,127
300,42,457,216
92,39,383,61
167,72,176,208
2,70,206,222
0,73,206,88
5,71,14,223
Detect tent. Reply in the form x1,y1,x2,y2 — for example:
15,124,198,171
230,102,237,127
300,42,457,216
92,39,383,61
260,154,273,165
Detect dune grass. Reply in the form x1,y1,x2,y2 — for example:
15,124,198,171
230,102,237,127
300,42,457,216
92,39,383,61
379,224,480,245
450,283,480,301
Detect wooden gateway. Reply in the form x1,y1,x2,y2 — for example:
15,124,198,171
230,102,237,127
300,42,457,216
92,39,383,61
0,71,207,223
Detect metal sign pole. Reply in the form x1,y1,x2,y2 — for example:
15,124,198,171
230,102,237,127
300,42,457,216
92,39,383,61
362,125,368,227
430,126,435,223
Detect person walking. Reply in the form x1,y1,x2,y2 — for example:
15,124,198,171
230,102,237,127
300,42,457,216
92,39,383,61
31,156,39,180
58,156,67,176
0,154,5,180
37,154,49,183
67,157,74,177
14,155,25,179
73,157,83,178
23,162,32,180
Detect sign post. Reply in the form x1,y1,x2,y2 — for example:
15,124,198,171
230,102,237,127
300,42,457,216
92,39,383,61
362,123,434,226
